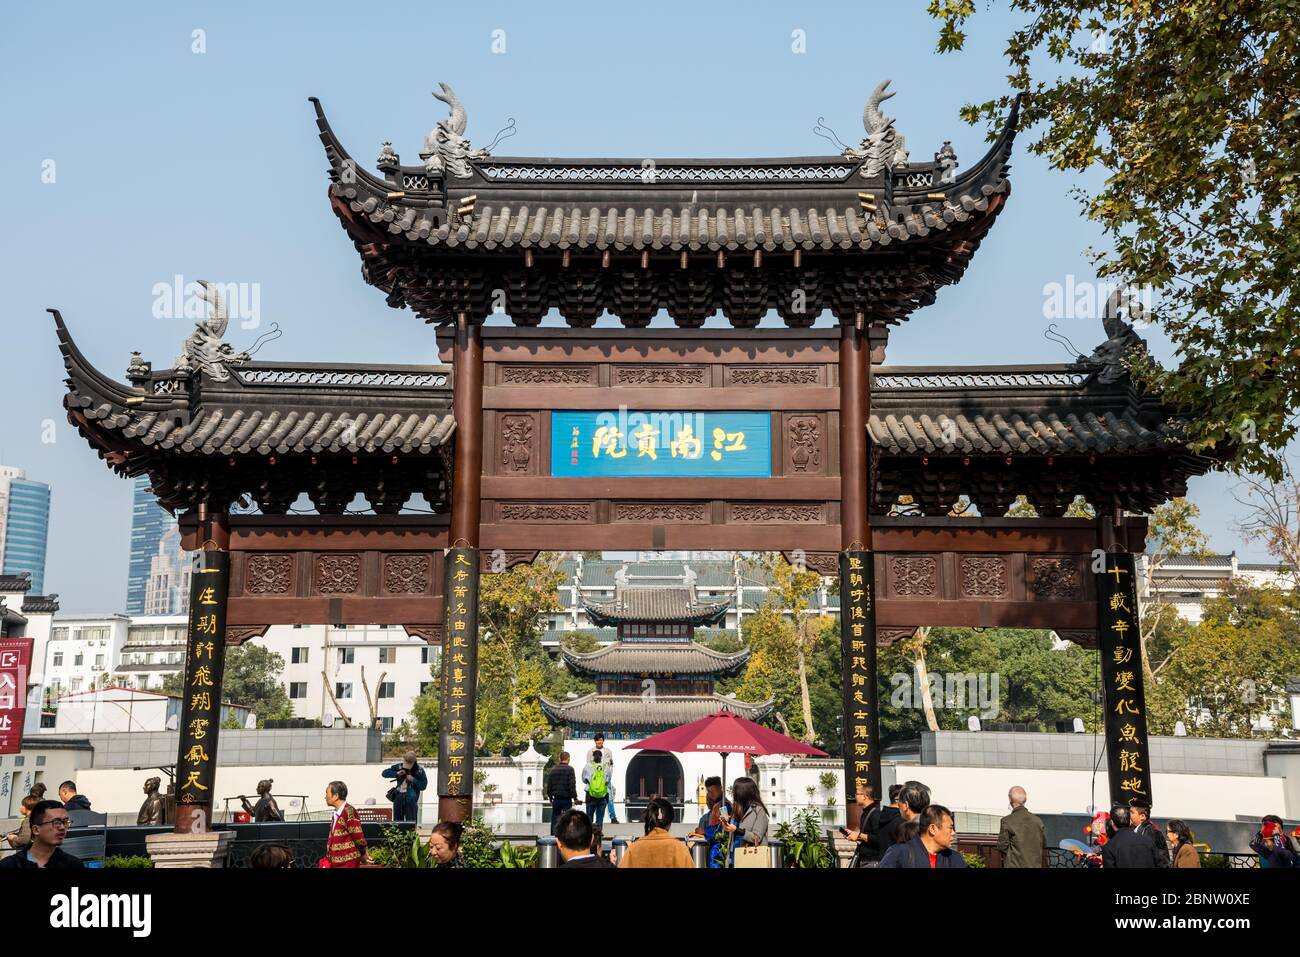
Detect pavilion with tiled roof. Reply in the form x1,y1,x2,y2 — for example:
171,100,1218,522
542,569,771,737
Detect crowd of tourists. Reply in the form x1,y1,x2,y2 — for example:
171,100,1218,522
3,766,1296,869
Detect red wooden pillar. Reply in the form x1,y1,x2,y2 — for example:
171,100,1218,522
838,322,881,823
439,317,483,823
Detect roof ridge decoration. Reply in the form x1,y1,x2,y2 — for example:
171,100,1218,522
1088,289,1149,385
174,280,250,382
843,80,910,177
421,82,490,179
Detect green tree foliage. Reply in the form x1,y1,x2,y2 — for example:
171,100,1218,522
930,1,1300,477
408,557,590,755
1149,582,1300,736
877,628,1098,747
162,643,293,727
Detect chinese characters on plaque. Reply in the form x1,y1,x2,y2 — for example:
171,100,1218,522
174,549,230,829
550,411,771,478
839,550,881,802
438,547,480,802
1096,552,1154,807
0,638,33,754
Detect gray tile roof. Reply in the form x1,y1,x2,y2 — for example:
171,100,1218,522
539,692,773,728
0,574,32,593
316,98,1017,255
561,641,750,677
55,310,456,457
584,586,731,625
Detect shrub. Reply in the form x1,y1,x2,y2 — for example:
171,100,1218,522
103,855,154,868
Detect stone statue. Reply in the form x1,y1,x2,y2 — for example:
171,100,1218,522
935,141,959,185
239,778,284,822
845,80,910,178
137,776,165,825
173,279,249,382
1088,288,1148,384
421,82,489,180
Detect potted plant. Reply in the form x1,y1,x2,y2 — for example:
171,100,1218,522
775,808,834,868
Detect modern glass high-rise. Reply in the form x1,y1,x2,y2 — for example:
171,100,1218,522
127,475,183,614
0,466,51,594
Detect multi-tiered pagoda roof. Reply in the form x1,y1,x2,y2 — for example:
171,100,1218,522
541,571,772,734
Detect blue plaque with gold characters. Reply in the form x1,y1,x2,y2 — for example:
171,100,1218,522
550,410,771,477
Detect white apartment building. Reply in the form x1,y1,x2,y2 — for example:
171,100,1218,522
113,614,188,691
41,614,130,703
260,624,439,733
1141,552,1296,623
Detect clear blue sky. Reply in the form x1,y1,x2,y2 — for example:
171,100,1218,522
0,1,1277,612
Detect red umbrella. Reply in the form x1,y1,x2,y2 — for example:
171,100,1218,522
625,710,826,787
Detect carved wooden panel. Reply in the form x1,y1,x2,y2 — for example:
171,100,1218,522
612,365,707,386
498,502,594,523
728,503,824,523
498,365,595,385
785,414,824,474
480,549,540,572
498,413,537,475
959,556,1009,598
1056,629,1097,649
403,624,444,645
1029,556,1082,600
383,554,431,595
315,554,362,595
225,625,269,646
613,502,709,522
889,556,939,597
876,627,918,647
787,551,839,577
245,554,294,595
728,366,822,386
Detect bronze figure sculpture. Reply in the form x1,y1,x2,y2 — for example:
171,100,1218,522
137,775,165,825
238,778,284,822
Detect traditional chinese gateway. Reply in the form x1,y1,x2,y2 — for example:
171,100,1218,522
54,80,1225,833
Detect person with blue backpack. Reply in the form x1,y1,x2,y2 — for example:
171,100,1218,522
582,740,613,827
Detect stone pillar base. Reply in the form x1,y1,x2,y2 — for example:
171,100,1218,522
146,830,235,868
830,833,857,868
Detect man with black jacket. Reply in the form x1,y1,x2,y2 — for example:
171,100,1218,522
875,784,905,848
545,751,578,835
1130,800,1170,867
1101,806,1167,868
845,783,884,867
556,809,614,868
0,801,84,869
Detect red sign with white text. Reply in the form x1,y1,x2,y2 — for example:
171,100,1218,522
0,638,32,754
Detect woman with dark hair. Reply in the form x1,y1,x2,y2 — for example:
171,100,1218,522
429,821,466,868
877,819,922,867
249,843,296,869
722,776,769,852
1165,819,1199,868
618,797,693,868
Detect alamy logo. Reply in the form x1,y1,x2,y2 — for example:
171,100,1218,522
50,889,152,937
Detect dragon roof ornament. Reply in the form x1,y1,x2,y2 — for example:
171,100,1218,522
420,82,489,180
844,80,910,178
173,279,249,382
